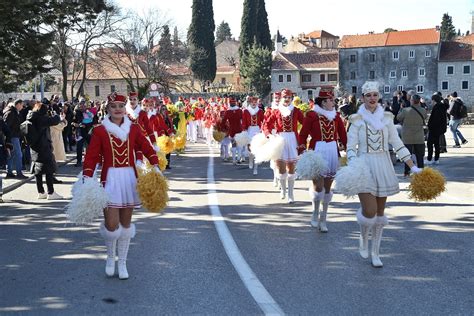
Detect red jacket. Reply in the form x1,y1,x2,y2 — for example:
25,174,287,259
203,111,218,128
221,108,243,137
83,124,159,184
194,107,204,120
128,110,156,144
298,111,347,151
262,108,304,138
149,114,173,136
242,108,264,130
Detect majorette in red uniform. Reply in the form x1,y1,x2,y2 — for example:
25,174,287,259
83,92,160,280
242,97,264,174
203,104,218,145
217,101,231,160
298,87,347,232
220,97,244,164
263,89,304,203
125,92,158,161
264,91,281,187
195,98,205,138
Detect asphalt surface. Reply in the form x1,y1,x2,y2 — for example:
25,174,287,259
0,127,473,315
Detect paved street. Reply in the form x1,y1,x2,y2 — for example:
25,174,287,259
1,126,473,315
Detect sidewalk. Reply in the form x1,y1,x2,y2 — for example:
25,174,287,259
2,153,76,195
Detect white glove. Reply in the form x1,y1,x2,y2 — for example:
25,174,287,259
136,160,145,170
153,166,163,175
410,166,422,174
153,144,160,152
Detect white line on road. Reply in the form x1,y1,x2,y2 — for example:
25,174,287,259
206,148,284,316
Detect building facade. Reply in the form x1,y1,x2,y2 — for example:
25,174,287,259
438,34,474,108
272,52,338,101
339,28,440,100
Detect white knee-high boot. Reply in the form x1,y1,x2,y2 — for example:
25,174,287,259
249,152,254,169
309,189,324,228
231,147,237,165
319,191,333,232
253,161,258,175
117,224,136,280
356,209,376,259
287,173,297,204
100,223,122,277
278,173,288,200
270,161,279,187
371,215,388,268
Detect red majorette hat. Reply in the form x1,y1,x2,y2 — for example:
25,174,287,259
128,91,138,98
317,87,334,99
107,92,127,104
281,89,293,98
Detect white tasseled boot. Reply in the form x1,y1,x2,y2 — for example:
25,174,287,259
371,215,388,268
356,209,376,259
117,224,136,280
287,173,296,204
253,162,258,175
279,173,288,200
309,189,324,228
319,191,333,232
231,147,237,165
249,153,254,169
100,223,122,277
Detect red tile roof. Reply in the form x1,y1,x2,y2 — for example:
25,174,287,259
305,30,338,39
273,52,338,70
439,35,474,61
339,28,440,48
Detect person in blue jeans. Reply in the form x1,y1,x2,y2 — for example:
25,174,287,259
448,97,468,148
3,99,27,179
0,117,12,202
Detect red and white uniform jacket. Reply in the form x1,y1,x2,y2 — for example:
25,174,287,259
242,108,264,130
126,105,156,144
83,116,158,184
220,106,243,137
263,106,304,138
203,111,218,128
299,109,347,152
194,107,204,121
149,113,172,136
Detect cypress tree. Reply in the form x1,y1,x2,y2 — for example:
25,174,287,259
440,13,456,41
215,21,232,45
239,0,257,61
256,0,272,50
158,25,173,62
188,0,216,90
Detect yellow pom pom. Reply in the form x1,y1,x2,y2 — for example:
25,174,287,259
157,135,174,154
136,167,169,213
156,150,168,171
173,135,186,150
408,167,446,201
213,130,225,142
339,156,348,167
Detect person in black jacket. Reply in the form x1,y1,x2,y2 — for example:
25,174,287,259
3,99,27,179
0,117,12,203
27,101,63,200
426,93,447,164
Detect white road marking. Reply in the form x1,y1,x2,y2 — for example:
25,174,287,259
207,148,284,316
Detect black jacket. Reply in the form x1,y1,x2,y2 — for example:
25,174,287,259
3,105,22,138
0,118,11,167
428,102,447,136
26,110,61,175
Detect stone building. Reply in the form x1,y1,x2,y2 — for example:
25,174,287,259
271,51,338,101
210,40,245,93
438,34,474,108
338,28,440,100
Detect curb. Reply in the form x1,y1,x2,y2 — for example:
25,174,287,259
3,157,76,195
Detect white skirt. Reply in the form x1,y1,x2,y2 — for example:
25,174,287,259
105,167,141,208
278,132,298,163
248,126,261,139
314,140,339,178
359,152,399,197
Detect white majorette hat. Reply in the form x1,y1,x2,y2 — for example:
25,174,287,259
361,81,379,95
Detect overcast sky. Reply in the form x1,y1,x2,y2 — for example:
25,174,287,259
115,0,473,40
